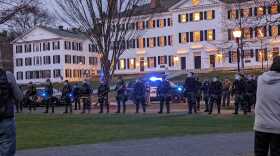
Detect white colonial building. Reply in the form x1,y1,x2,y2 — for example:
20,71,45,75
13,0,280,83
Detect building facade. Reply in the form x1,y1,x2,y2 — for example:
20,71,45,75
12,27,99,84
13,0,280,83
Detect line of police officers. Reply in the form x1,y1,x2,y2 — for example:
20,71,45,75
20,73,257,115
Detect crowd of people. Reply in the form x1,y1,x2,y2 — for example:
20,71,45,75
19,72,258,115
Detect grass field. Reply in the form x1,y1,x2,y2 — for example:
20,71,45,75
16,114,254,150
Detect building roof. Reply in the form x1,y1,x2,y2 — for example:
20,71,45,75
220,0,251,3
39,26,87,40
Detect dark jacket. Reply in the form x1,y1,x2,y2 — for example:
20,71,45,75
158,80,171,96
62,84,72,97
232,79,247,95
45,83,53,97
209,80,223,96
115,80,126,96
201,81,210,95
184,77,198,94
133,81,146,99
246,79,257,94
98,83,109,97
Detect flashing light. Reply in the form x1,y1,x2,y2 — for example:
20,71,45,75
177,87,183,92
41,92,47,97
150,77,163,82
68,93,73,97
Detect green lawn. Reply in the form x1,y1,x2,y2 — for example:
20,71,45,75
16,114,254,150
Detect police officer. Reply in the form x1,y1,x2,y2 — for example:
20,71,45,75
62,80,73,114
73,83,81,110
184,72,198,114
232,74,247,115
115,76,127,114
80,80,92,114
44,79,54,113
245,75,257,113
201,79,210,112
16,85,24,113
98,80,110,114
195,78,202,111
26,82,37,112
208,77,223,115
133,78,146,113
158,75,171,114
222,78,232,107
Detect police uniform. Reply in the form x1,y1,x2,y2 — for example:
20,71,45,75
80,82,92,114
115,79,127,113
98,82,110,114
245,78,257,112
208,79,223,114
133,80,146,113
62,83,72,114
195,79,202,111
222,79,232,107
158,78,171,114
232,78,247,114
184,76,199,114
73,84,81,110
201,80,210,112
44,81,54,113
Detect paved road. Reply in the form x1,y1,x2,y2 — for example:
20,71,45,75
17,132,254,156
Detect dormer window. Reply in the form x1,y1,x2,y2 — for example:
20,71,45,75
192,0,200,6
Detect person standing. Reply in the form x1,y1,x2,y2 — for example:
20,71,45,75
195,78,202,111
184,72,198,114
246,75,257,113
133,79,146,113
0,69,23,156
81,80,92,114
232,74,247,115
62,80,73,114
208,77,223,115
254,56,280,156
158,75,171,114
73,83,81,110
201,79,210,112
98,80,110,114
115,76,127,114
222,78,232,107
16,85,24,113
44,79,54,113
26,82,37,112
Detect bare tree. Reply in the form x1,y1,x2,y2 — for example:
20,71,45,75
0,0,36,25
55,0,153,85
5,1,55,35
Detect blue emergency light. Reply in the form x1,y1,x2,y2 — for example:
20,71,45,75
150,77,162,82
177,87,183,92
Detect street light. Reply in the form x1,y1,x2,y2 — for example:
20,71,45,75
258,29,265,71
233,28,242,72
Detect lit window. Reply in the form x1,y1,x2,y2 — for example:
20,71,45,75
257,7,264,16
272,25,278,37
193,12,200,21
243,28,251,39
120,59,125,70
148,57,155,68
129,59,135,69
159,56,166,64
137,21,144,30
207,30,214,41
138,38,144,48
192,0,200,6
148,20,155,29
256,27,265,38
180,15,187,23
230,10,237,19
159,36,165,47
194,31,201,42
243,8,250,17
149,38,155,48
180,33,187,43
271,5,278,14
207,10,213,20
159,19,165,27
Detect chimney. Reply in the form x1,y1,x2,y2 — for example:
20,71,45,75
58,26,64,30
150,0,160,9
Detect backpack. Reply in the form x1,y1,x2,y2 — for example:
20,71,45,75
0,70,13,118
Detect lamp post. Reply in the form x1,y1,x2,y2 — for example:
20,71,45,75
258,29,265,71
233,29,242,72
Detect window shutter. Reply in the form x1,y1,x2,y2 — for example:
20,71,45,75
147,58,150,68
167,18,171,26
164,36,167,46
278,5,280,13
236,10,239,19
213,29,216,40
250,28,253,38
250,49,254,58
137,39,139,48
228,10,231,19
164,56,167,64
240,9,244,17
154,57,157,67
154,37,156,47
264,26,267,37
255,27,258,38
200,30,204,41
158,56,160,65
168,36,172,45
249,8,253,16
118,60,120,70
146,21,149,29
229,51,232,63
190,32,193,42
204,30,208,41
153,20,156,28
186,14,189,22
254,7,257,16
228,29,232,40
168,56,172,67
186,32,189,42
212,10,215,19
134,58,136,69
157,19,160,27
190,13,193,21
200,12,203,20
179,33,182,43
133,39,136,48
143,38,146,48
204,11,207,20
268,6,271,14
178,15,181,23
269,25,272,37
157,37,160,46
278,25,280,36
163,19,167,27
255,49,259,62
147,38,150,47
